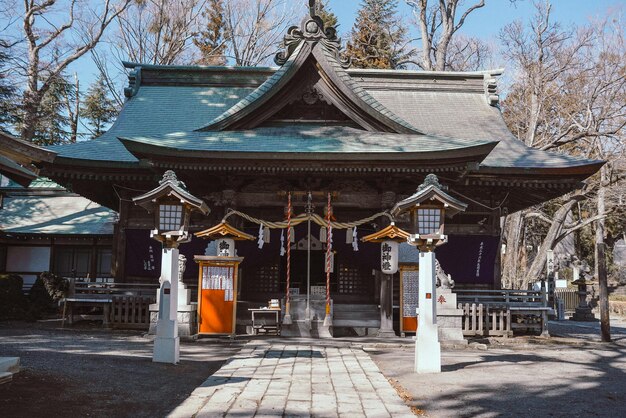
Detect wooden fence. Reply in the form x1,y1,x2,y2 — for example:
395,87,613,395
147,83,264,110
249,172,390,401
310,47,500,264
61,279,158,330
554,288,578,314
456,289,551,337
110,295,156,329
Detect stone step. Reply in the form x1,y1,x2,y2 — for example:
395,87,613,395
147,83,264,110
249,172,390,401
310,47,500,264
0,372,12,385
0,357,19,374
333,319,381,327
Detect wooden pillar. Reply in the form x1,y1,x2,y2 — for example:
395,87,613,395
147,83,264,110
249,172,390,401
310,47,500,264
493,209,503,290
377,271,396,338
112,198,129,281
597,243,611,342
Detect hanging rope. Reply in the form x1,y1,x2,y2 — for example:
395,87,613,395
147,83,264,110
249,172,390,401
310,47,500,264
286,192,292,310
222,209,392,230
325,192,332,316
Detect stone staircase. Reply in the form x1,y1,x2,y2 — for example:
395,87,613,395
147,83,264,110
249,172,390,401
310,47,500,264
0,357,20,385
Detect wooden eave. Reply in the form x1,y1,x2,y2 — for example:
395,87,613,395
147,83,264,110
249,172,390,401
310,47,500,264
476,161,605,178
392,186,468,218
0,131,56,166
195,221,255,241
118,137,497,164
361,224,410,243
0,155,37,187
133,181,209,215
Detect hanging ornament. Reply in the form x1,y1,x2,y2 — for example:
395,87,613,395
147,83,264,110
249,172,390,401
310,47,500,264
346,227,353,244
280,229,286,256
263,225,271,243
257,224,264,249
352,227,359,251
320,226,327,243
289,227,295,243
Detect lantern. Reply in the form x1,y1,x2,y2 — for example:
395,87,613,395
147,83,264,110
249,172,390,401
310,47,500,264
132,170,209,364
133,170,209,247
380,240,399,275
392,174,467,251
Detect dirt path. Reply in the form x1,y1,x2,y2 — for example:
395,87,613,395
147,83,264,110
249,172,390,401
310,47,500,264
0,322,242,418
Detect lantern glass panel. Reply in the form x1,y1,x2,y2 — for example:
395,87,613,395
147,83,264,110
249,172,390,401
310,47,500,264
417,208,441,235
159,204,183,231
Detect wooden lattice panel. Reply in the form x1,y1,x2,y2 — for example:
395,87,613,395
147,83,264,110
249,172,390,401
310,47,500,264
248,263,280,293
338,264,369,295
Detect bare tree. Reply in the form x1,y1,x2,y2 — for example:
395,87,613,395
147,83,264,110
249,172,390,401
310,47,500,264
405,0,486,70
113,0,208,65
222,0,296,66
500,3,626,287
16,0,132,142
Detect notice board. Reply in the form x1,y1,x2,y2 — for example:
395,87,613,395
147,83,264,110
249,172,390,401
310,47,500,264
195,256,244,336
400,265,419,334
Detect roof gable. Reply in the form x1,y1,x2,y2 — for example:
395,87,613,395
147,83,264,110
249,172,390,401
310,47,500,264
198,9,421,134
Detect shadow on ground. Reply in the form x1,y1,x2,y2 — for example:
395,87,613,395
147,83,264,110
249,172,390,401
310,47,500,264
0,322,243,418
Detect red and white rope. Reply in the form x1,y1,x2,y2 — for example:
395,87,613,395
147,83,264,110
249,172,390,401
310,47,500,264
286,192,292,307
325,192,332,313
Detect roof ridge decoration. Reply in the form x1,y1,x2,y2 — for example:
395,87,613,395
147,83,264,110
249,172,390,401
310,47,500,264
275,0,349,69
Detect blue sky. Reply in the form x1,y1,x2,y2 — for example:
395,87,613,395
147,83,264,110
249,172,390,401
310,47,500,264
66,0,623,88
330,0,622,39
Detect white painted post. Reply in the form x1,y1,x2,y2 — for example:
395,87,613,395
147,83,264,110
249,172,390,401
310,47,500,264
153,247,180,364
415,250,441,374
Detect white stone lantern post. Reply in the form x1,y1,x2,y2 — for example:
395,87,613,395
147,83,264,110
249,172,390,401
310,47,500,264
133,171,209,364
392,174,467,374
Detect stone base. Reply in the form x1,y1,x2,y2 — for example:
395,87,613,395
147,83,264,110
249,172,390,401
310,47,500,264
437,308,467,344
153,336,180,364
572,307,597,322
149,303,197,337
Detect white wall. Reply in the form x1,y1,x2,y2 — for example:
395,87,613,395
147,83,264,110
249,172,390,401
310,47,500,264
6,246,51,273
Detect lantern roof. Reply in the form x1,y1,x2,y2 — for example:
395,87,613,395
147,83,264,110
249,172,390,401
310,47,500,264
195,221,255,241
391,174,468,218
361,223,410,243
132,170,209,214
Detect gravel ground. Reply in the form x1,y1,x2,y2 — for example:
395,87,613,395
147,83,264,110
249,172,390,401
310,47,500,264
0,322,243,418
371,318,626,418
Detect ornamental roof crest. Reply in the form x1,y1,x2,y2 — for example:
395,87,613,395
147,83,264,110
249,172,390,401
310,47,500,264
275,0,349,68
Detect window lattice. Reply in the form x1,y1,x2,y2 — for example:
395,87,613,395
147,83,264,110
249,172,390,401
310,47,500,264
417,208,441,235
159,205,182,231
248,263,280,293
338,264,369,295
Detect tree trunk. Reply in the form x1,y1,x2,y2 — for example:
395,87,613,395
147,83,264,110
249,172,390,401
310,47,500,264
525,198,579,285
501,211,524,289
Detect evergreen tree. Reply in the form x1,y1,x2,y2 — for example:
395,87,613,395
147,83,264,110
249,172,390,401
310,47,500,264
82,75,118,139
0,45,17,132
194,0,228,65
346,0,412,69
22,72,72,146
317,0,338,29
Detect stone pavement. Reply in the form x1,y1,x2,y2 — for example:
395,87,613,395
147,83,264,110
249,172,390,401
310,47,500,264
169,341,415,417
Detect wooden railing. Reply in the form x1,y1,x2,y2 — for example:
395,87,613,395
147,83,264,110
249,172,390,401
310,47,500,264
62,279,158,329
554,288,578,314
455,289,551,337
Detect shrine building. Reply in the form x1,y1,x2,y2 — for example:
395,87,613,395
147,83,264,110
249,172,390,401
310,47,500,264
16,6,602,333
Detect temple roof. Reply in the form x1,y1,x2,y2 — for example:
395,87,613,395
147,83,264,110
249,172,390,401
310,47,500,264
0,192,116,235
120,124,496,160
42,5,602,187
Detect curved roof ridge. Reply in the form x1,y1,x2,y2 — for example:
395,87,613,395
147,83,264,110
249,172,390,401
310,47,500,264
198,41,307,131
